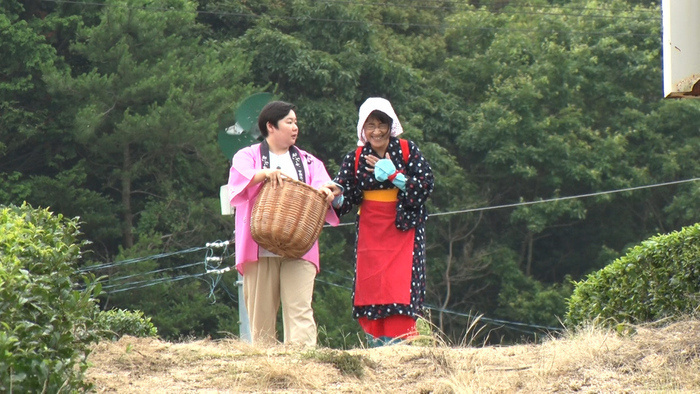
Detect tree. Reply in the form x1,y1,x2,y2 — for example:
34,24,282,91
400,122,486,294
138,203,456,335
38,0,257,339
0,1,61,203
45,0,253,252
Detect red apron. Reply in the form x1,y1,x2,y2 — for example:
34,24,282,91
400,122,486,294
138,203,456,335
354,189,415,306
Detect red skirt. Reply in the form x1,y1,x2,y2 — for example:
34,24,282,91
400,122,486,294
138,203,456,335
358,315,418,339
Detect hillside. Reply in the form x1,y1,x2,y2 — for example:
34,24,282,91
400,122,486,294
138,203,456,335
87,319,700,393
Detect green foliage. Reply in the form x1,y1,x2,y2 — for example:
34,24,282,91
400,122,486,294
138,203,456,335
495,262,573,328
42,0,254,251
302,349,371,378
94,309,158,340
147,281,239,340
314,285,360,349
314,227,362,349
410,317,438,347
0,3,56,137
0,203,101,393
566,223,700,327
2,0,696,349
102,267,239,340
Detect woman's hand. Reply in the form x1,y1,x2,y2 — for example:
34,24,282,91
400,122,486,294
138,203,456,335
322,181,345,208
363,152,391,173
323,182,343,197
258,168,287,188
363,154,380,173
318,185,335,204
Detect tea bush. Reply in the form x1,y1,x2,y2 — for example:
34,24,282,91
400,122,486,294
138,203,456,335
95,308,158,340
0,204,102,393
566,223,700,327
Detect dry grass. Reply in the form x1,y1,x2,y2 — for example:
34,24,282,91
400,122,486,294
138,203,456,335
86,319,700,393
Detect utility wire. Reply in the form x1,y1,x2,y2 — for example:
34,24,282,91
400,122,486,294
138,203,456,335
87,176,698,327
40,0,659,36
424,304,563,332
103,261,202,283
316,0,659,20
329,176,700,227
315,278,353,291
311,278,561,333
430,177,700,218
42,0,660,18
78,246,207,273
84,176,700,268
105,271,210,293
318,0,659,14
86,241,232,295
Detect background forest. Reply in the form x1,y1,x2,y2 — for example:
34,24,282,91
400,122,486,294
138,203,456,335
2,0,698,348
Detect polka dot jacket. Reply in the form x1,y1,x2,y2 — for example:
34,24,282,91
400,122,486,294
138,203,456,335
333,137,434,321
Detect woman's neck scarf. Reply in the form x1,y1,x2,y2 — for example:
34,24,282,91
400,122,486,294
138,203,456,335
260,139,306,183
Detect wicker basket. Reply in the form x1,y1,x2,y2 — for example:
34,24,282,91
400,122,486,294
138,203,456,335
250,177,328,258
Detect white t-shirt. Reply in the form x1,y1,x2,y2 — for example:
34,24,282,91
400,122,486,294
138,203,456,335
259,150,300,258
269,151,299,181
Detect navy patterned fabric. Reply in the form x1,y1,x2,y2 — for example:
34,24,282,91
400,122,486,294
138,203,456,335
333,137,434,321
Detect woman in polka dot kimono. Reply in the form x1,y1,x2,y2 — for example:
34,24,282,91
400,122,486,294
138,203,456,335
328,97,434,347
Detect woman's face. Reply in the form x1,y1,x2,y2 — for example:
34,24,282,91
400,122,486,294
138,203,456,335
363,115,390,152
268,110,298,149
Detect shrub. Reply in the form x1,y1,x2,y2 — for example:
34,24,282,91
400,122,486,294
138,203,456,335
95,308,158,340
0,203,102,393
566,223,700,327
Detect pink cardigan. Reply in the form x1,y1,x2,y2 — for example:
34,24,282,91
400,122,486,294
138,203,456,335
228,143,339,274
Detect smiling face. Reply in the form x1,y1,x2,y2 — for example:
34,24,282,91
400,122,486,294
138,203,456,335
267,109,298,153
363,113,391,155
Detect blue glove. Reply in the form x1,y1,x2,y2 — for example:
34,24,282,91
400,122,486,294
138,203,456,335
374,159,397,182
391,172,406,192
374,158,406,192
326,181,345,209
331,194,344,209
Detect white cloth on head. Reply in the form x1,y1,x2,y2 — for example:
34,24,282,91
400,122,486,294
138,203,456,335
356,97,404,146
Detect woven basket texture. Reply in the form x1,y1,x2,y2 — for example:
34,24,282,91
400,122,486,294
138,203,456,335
250,177,327,258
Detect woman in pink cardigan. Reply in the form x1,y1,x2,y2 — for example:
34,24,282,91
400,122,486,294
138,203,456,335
227,101,339,347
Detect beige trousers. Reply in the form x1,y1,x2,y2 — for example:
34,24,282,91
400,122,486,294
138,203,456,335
243,257,317,347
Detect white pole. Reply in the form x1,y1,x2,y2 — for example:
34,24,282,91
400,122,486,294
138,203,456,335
221,185,251,342
236,272,251,342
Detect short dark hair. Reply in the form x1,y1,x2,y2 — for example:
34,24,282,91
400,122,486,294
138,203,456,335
367,110,393,128
258,101,296,137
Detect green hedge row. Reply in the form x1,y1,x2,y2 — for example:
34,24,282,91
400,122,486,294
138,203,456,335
0,204,100,392
0,204,158,393
566,223,700,327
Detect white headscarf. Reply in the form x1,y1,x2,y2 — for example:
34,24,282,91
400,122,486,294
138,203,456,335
356,97,404,146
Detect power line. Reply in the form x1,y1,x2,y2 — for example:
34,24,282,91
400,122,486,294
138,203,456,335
101,265,560,336
315,277,353,291
78,246,207,273
319,0,659,15
425,304,563,332
42,0,660,18
328,176,700,227
40,0,659,36
84,176,698,330
312,279,561,334
83,241,233,295
429,177,700,218
105,271,210,293
103,261,202,283
86,176,700,276
317,0,659,20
